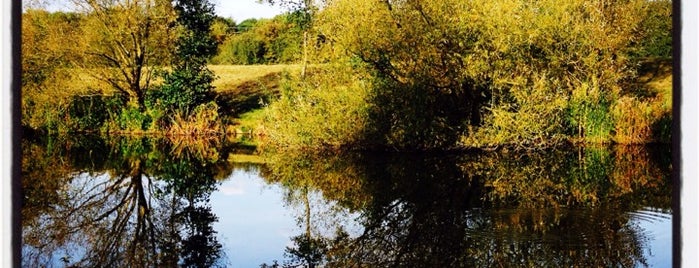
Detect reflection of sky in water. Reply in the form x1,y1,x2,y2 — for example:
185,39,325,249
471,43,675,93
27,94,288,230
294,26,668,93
210,168,673,267
210,168,295,267
210,167,364,267
632,208,672,268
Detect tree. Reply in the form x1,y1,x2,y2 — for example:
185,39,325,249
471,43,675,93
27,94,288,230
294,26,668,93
302,0,651,148
74,0,176,110
21,9,87,130
152,0,219,117
259,0,321,76
210,16,236,45
212,15,304,65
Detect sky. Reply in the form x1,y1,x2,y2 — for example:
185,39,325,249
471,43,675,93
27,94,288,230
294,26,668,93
44,0,286,22
211,0,286,22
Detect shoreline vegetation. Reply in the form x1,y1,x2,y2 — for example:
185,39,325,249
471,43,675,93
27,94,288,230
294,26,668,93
23,59,672,153
21,0,672,153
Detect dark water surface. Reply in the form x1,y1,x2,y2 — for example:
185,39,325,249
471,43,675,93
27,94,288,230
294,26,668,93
21,135,672,267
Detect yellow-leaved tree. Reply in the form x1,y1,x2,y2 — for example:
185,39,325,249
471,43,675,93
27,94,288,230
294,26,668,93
263,0,669,150
73,0,176,110
316,0,650,148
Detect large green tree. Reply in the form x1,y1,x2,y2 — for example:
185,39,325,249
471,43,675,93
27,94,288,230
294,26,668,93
152,0,219,117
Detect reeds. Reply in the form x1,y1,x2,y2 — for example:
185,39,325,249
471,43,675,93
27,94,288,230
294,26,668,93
166,102,222,136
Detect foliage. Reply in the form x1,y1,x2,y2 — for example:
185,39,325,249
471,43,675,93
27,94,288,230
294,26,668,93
629,0,673,60
21,10,83,87
211,14,304,65
171,0,218,62
464,74,568,147
272,0,669,150
114,106,154,132
21,10,85,132
149,67,217,117
21,0,672,145
210,16,237,45
149,0,221,134
75,0,176,108
67,94,123,131
236,18,259,32
262,65,371,150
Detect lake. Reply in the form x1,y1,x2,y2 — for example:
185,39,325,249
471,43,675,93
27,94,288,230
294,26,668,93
20,134,672,267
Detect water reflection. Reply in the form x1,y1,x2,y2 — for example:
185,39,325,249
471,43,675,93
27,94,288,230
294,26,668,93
262,146,671,267
21,135,229,267
21,135,671,267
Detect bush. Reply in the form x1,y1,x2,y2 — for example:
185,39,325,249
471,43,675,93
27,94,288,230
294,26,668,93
152,67,216,118
465,74,569,147
365,77,473,150
262,65,370,150
67,93,122,131
115,106,153,132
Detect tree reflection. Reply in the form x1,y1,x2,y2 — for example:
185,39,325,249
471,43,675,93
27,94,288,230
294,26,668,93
21,135,229,267
264,145,671,267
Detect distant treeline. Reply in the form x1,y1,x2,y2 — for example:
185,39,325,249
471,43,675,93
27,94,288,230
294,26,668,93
210,12,307,65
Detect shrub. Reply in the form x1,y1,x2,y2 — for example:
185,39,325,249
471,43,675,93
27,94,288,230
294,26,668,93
67,93,122,131
465,74,568,148
262,65,371,150
115,106,153,133
152,67,217,118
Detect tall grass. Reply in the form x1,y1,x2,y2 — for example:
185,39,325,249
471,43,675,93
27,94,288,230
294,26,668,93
167,102,221,136
611,97,653,144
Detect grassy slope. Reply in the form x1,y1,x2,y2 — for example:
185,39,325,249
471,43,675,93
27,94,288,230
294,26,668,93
641,61,672,111
632,60,673,144
211,64,303,91
210,64,304,136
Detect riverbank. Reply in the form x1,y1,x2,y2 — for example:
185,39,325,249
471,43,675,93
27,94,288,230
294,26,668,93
22,59,672,152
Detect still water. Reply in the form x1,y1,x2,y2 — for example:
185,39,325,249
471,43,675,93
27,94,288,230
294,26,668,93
21,135,672,267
